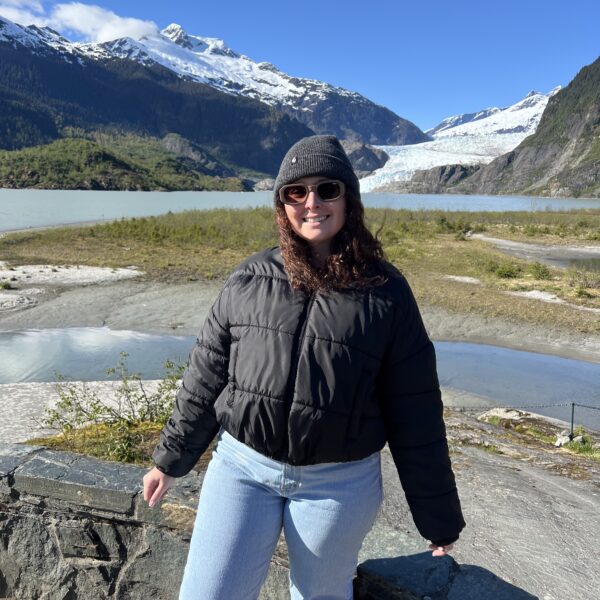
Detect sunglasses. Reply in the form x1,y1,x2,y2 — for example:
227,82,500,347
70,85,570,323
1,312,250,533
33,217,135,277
278,180,346,205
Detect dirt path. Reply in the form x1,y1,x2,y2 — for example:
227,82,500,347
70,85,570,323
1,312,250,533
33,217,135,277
470,233,600,269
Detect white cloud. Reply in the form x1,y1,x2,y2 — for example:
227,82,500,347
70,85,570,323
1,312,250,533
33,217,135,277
0,0,46,26
49,3,157,42
0,1,158,42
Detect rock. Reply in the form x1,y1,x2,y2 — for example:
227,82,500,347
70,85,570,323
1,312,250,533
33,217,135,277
340,140,389,178
12,449,144,513
253,178,275,191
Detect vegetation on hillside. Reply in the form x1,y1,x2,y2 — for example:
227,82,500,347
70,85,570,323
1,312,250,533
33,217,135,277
0,137,248,190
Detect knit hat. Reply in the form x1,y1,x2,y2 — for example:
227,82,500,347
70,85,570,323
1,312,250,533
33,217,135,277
273,135,360,203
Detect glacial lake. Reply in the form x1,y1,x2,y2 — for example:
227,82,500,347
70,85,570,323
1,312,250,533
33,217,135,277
0,327,598,431
2,189,600,233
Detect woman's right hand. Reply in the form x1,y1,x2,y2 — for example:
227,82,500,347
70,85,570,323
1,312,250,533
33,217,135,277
143,466,175,508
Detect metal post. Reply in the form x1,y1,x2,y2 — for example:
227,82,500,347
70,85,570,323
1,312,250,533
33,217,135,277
569,402,575,440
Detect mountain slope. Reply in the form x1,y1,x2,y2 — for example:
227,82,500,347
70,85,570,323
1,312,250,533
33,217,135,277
76,23,428,145
0,16,314,175
455,57,600,197
360,90,556,192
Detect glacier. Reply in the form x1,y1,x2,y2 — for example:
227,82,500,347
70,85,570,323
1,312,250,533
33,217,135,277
360,88,561,192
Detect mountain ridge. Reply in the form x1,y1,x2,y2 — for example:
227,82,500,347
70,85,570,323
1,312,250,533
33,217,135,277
0,16,427,146
361,89,557,192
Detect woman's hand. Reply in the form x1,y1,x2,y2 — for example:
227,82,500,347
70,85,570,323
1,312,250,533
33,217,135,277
143,466,175,508
428,543,454,557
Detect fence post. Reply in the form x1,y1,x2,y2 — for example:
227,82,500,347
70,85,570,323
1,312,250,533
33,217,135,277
569,403,575,440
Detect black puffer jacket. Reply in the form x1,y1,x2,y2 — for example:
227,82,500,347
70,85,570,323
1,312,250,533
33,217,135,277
153,247,465,543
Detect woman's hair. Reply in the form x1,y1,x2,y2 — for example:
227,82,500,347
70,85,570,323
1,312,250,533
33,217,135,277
275,187,390,293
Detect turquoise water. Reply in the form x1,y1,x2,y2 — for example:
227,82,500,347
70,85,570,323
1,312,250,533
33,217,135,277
0,327,598,431
2,189,600,232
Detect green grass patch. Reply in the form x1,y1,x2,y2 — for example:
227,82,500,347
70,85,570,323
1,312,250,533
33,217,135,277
481,443,503,454
26,421,163,466
563,427,600,461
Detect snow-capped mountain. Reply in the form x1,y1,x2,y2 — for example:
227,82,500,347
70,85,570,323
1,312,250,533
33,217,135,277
91,23,337,108
0,16,427,145
360,88,560,192
81,23,426,144
0,16,91,62
426,107,502,136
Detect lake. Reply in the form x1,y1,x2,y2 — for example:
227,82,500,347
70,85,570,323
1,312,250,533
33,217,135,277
2,189,600,233
0,327,598,431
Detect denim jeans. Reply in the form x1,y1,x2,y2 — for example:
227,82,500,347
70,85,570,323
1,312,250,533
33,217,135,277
178,429,383,600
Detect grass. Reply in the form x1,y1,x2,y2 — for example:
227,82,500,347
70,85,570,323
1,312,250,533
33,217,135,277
481,415,600,462
26,421,163,466
563,426,600,461
481,443,503,454
1,207,599,331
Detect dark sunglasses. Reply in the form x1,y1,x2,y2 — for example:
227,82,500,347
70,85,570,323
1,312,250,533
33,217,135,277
278,180,346,205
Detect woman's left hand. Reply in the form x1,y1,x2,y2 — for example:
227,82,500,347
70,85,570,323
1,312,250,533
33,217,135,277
428,543,454,557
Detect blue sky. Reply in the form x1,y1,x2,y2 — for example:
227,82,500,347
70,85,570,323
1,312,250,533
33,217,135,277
1,0,599,130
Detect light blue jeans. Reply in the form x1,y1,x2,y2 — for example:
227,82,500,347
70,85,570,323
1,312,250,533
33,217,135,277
178,429,383,600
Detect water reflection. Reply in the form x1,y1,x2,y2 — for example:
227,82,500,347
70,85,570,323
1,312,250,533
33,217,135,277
0,328,599,430
0,327,193,383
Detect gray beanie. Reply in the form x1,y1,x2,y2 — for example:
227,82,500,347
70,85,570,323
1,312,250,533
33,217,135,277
273,135,360,203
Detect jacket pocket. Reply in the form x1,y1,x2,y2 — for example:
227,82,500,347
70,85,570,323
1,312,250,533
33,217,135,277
226,342,239,407
228,341,239,382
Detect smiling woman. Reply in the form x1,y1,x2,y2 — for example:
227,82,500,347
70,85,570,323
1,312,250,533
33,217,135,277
142,134,465,599
280,175,347,266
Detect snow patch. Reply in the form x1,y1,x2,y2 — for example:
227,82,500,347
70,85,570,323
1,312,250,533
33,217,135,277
0,262,142,286
444,275,481,285
507,290,600,314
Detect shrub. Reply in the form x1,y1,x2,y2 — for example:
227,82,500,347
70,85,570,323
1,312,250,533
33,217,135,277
36,352,185,463
483,258,522,278
527,262,552,280
567,268,600,290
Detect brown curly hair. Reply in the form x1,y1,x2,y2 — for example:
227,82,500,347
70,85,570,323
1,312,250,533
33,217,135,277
275,188,390,293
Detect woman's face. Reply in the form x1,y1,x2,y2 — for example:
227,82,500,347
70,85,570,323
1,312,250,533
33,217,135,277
283,175,346,257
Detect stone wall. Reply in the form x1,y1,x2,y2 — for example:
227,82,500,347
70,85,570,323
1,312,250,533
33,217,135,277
0,443,203,599
0,443,411,600
3,419,562,600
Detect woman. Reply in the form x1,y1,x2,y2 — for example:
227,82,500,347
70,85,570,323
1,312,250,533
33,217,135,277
143,135,465,600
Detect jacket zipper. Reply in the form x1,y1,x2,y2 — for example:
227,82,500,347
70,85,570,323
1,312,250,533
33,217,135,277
282,291,315,463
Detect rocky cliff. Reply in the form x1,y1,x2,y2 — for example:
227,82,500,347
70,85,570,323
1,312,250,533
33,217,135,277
405,57,600,198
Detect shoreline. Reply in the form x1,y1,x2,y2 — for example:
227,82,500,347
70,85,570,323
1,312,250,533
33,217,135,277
1,276,599,364
1,381,592,445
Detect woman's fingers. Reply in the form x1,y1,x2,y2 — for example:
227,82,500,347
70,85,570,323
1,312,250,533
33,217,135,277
143,468,174,507
149,481,166,508
143,475,158,503
428,543,454,557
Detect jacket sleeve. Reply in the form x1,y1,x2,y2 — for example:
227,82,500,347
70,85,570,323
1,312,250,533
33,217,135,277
379,276,465,543
152,280,232,477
